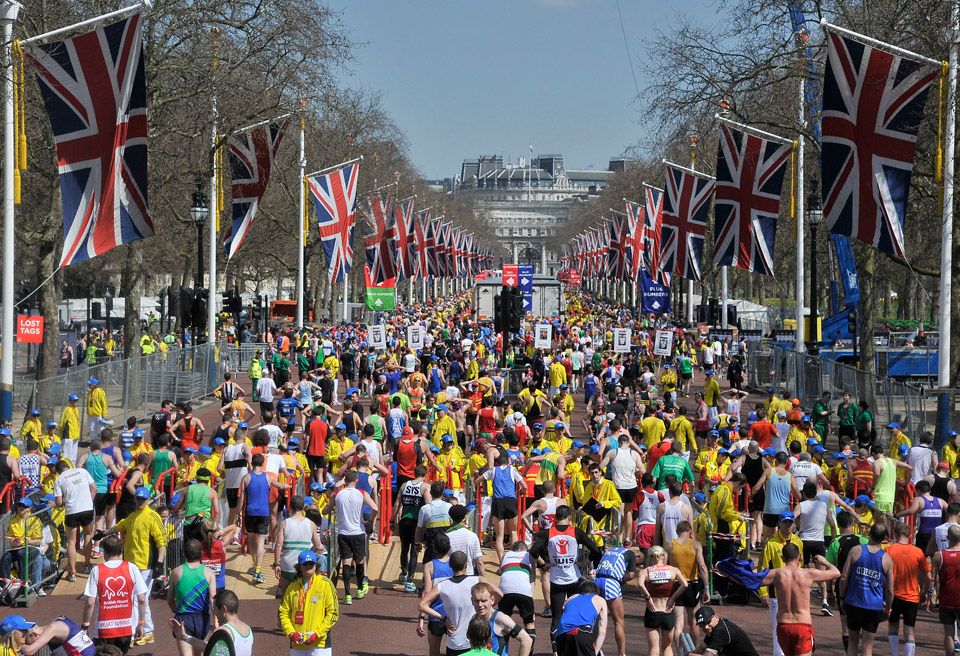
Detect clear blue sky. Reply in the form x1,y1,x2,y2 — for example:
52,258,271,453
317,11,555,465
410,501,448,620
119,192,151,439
328,0,716,179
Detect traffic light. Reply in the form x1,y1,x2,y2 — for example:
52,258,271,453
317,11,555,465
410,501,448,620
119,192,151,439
847,309,857,335
494,291,505,333
156,287,167,316
231,291,243,314
180,286,195,325
222,291,233,312
509,287,524,332
192,288,208,329
252,294,263,320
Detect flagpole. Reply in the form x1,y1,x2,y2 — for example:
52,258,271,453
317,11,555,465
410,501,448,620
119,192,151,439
795,79,806,354
0,1,21,422
295,110,306,327
207,36,220,346
20,0,148,46
233,112,293,136
305,156,363,180
342,273,349,322
937,0,958,439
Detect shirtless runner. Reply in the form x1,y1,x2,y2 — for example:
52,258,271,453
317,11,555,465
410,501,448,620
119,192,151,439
759,542,841,656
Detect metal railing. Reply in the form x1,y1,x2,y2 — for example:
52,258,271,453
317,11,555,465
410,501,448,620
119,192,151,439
746,345,937,439
8,342,271,436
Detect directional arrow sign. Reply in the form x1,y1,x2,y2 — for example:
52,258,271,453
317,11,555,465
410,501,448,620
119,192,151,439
502,264,519,287
520,277,530,286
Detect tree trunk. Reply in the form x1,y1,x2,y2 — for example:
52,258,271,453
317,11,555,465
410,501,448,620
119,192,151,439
121,246,144,359
857,248,877,406
35,247,60,417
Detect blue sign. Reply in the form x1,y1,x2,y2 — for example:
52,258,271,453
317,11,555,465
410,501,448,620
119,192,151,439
831,234,860,306
518,264,534,314
640,270,671,315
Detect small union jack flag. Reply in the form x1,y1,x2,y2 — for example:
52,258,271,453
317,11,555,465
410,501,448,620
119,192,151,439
223,117,290,259
363,191,396,284
607,214,629,280
308,161,360,284
392,197,415,282
413,208,431,280
821,29,938,257
713,124,792,275
26,14,153,267
644,185,670,285
661,163,715,281
625,200,646,281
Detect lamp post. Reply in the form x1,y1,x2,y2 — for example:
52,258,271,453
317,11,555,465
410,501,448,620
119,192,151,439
190,183,209,345
805,190,823,353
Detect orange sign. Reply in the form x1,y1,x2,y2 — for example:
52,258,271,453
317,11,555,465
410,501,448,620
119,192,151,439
17,315,43,344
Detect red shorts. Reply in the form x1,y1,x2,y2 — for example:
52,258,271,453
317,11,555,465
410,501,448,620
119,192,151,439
635,523,656,548
777,623,815,656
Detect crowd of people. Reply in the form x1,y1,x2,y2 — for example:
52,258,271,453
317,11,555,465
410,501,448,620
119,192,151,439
0,289,959,656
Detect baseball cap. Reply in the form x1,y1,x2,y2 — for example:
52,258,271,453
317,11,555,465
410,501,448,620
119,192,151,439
791,398,801,406
589,444,600,454
347,387,360,396
184,447,197,454
40,493,55,503
532,422,544,430
442,434,454,443
833,452,848,460
801,415,811,422
694,606,716,627
813,445,826,454
135,486,152,500
213,437,225,446
778,511,796,523
559,384,568,389
47,443,61,455
313,390,323,399
335,422,346,430
303,496,316,506
199,446,213,456
806,437,819,445
298,550,319,566
767,387,776,393
664,363,672,368
898,444,910,456
730,449,743,458
133,428,144,439
762,447,778,456
429,445,441,454
717,447,729,455
887,422,901,429
30,409,39,416
949,429,958,438
437,404,448,412
512,412,525,422
402,426,414,436
708,429,720,438
638,443,648,451
0,615,36,636
693,492,707,504
442,489,455,498
237,421,249,429
540,447,552,454
855,494,875,507
556,421,566,429
572,440,586,449
606,412,616,421
68,393,79,401
705,369,714,375
15,498,31,508
87,377,99,385
46,456,59,466
531,448,542,456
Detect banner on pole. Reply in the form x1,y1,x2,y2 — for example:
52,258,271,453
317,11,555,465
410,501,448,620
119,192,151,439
502,264,518,287
369,324,387,350
16,315,43,344
407,323,425,351
613,328,632,353
534,323,552,349
653,329,674,356
640,270,672,315
519,264,534,314
364,264,396,310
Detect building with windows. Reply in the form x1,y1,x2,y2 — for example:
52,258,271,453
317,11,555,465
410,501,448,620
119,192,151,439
454,153,624,275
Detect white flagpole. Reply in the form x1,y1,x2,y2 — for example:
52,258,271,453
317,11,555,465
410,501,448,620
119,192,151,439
721,267,729,327
342,273,349,322
0,1,21,422
207,99,218,344
795,79,806,354
938,2,957,397
296,112,306,327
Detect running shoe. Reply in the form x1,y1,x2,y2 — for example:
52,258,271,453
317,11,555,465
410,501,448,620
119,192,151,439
542,608,553,618
356,583,369,598
820,602,833,617
246,566,257,575
66,573,76,583
403,581,417,593
343,595,353,605
134,634,155,646
252,571,264,584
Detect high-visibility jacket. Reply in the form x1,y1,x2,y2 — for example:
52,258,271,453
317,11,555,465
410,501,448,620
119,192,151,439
277,573,339,650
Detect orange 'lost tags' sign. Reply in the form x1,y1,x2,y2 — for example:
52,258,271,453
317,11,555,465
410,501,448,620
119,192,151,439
17,315,43,344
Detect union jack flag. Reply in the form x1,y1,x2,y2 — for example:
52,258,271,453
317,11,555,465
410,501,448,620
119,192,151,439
413,208,431,280
423,215,439,279
661,163,715,281
26,14,153,267
644,185,670,284
223,117,290,259
392,197,415,282
822,29,938,258
607,214,629,280
625,200,646,280
363,192,396,284
308,161,360,284
713,124,792,275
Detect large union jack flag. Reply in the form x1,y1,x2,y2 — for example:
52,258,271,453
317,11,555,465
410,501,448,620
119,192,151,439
625,200,646,281
363,192,396,284
392,197,415,282
607,214,629,280
413,208,431,280
223,117,290,259
661,163,715,281
643,185,670,285
26,14,153,267
821,29,938,258
713,124,792,275
308,161,360,284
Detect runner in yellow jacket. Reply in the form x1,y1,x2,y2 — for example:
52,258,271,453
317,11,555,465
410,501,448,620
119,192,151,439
278,550,339,651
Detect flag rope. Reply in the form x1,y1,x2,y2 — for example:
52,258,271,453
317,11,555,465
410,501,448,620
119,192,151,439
789,140,798,221
937,61,949,188
11,40,25,204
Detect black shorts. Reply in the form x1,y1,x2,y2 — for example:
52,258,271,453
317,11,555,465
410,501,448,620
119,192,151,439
762,513,782,528
94,637,131,654
915,532,932,550
338,533,367,561
65,510,95,529
890,597,919,626
681,373,692,381
244,514,270,535
676,579,703,607
499,592,535,625
428,620,447,637
491,497,518,520
398,518,417,542
93,493,111,516
802,540,826,565
175,612,210,640
644,608,677,630
939,606,960,625
259,400,275,415
844,603,884,633
616,487,638,504
226,488,240,509
307,455,327,471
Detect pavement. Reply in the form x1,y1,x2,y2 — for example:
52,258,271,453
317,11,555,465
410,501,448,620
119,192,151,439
3,368,947,654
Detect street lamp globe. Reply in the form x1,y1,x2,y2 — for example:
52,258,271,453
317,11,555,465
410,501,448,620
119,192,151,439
190,188,209,226
805,192,823,227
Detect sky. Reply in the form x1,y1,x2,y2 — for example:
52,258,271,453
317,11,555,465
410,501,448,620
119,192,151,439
327,0,718,179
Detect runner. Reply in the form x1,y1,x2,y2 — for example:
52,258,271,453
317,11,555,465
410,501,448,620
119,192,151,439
418,551,481,656
239,453,289,584
167,538,216,648
885,521,931,656
275,495,326,596
689,607,760,656
551,579,608,656
669,520,711,647
80,535,148,654
593,543,638,656
15,615,95,656
330,469,378,604
481,451,525,561
53,458,96,581
931,524,960,656
395,464,430,592
170,590,253,656
497,541,537,651
470,580,533,656
839,524,894,656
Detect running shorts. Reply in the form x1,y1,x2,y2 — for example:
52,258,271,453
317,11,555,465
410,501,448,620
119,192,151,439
776,623,814,656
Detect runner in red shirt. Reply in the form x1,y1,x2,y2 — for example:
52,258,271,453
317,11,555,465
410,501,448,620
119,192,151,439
304,415,329,483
